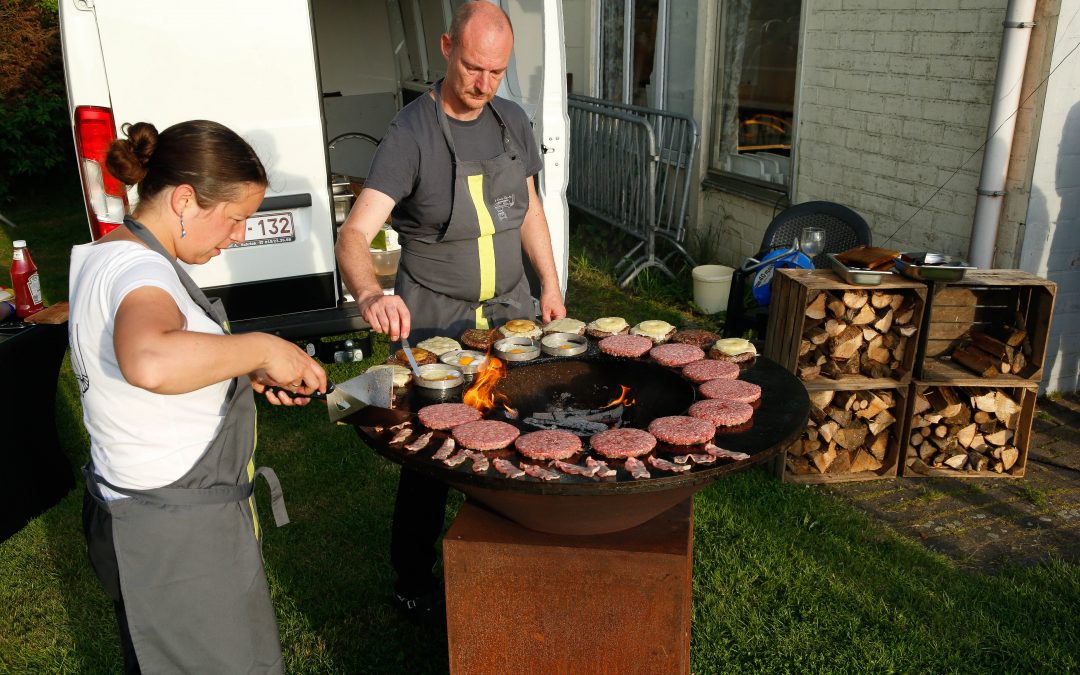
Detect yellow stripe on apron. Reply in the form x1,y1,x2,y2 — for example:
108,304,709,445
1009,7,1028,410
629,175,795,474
468,174,498,330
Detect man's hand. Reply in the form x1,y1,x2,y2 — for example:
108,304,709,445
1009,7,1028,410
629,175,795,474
359,291,411,342
539,285,566,323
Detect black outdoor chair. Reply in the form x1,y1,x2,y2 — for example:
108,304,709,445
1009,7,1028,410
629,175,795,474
723,201,873,339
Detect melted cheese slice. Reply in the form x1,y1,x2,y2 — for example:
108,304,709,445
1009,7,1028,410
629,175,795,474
416,336,462,356
630,320,675,340
589,317,628,333
543,318,586,334
712,337,757,356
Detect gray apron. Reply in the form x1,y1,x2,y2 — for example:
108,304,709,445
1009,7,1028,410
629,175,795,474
394,80,535,342
82,216,290,674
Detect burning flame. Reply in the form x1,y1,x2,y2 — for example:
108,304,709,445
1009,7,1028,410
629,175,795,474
463,357,511,415
603,385,636,409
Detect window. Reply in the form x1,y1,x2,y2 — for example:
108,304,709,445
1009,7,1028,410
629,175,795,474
709,0,800,190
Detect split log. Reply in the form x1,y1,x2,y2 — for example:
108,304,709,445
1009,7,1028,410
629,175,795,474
842,291,868,309
870,292,894,309
827,298,847,318
849,303,877,326
952,344,1000,378
956,423,977,448
944,454,968,470
805,293,826,319
831,326,865,360
850,449,883,473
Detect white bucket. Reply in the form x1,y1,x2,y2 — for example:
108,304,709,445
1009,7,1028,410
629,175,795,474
692,265,734,314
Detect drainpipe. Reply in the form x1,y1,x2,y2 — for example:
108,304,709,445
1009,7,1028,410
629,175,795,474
968,0,1037,268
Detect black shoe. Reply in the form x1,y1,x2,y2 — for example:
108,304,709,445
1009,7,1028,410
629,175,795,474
393,589,446,627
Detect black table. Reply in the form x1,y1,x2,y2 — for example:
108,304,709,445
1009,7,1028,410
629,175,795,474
0,321,74,542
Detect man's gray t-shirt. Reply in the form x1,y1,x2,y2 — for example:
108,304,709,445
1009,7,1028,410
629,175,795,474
364,93,543,243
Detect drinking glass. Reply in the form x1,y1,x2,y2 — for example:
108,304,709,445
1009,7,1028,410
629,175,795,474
800,226,825,258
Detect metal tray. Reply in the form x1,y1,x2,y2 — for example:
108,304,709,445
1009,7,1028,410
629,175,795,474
540,332,588,356
826,253,895,285
494,336,541,362
895,252,975,282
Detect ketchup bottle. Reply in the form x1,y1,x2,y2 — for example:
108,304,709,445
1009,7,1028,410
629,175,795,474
10,240,45,318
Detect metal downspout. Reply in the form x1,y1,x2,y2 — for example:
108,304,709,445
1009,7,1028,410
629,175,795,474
968,0,1037,268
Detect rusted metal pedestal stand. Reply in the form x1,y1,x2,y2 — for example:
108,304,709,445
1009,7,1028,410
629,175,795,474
443,498,693,674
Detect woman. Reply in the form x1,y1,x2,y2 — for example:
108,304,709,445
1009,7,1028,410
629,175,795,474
70,120,326,674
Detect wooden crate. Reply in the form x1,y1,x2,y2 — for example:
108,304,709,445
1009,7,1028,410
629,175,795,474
917,270,1056,385
779,380,911,484
901,382,1036,479
764,269,927,386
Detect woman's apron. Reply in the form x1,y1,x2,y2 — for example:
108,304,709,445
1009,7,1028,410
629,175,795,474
82,216,290,674
395,80,535,342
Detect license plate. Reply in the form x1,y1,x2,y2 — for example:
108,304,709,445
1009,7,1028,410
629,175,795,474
232,212,296,248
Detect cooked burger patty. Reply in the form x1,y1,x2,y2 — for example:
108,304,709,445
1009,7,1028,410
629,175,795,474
461,328,498,351
688,399,754,427
647,416,715,445
418,403,483,430
699,378,762,403
670,329,721,348
515,430,582,460
708,347,756,364
452,420,521,451
589,428,657,458
681,359,740,383
598,334,654,358
391,347,436,366
649,343,705,367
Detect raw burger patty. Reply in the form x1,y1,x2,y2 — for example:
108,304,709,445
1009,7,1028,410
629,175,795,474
682,359,740,383
515,430,582,460
452,420,521,451
589,428,657,458
688,399,754,427
598,334,654,358
650,343,705,367
670,329,721,348
647,416,715,445
418,403,482,430
699,378,762,403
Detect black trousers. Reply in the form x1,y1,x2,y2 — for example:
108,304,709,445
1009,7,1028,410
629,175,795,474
389,468,449,596
82,489,142,674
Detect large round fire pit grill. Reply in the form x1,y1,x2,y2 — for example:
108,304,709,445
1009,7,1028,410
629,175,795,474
348,353,808,534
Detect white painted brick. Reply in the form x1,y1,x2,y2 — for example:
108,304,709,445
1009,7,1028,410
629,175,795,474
950,80,993,103
914,33,962,55
843,0,880,9
929,56,974,78
806,31,841,50
896,161,941,185
938,169,981,194
906,77,951,99
866,115,904,136
835,71,871,90
856,191,899,219
892,11,935,30
802,67,837,88
933,209,973,237
902,118,946,143
977,9,1007,32
798,103,834,125
972,58,999,81
845,168,880,193
800,85,833,106
860,153,899,176
933,10,982,32
958,33,1003,59
923,99,973,122
881,94,924,117
943,124,989,151
813,0,845,10
868,74,909,95
876,176,917,202
846,129,885,153
875,32,914,53
848,90,887,113
915,0,961,10
814,49,857,70
876,0,918,9
833,10,894,30
889,55,930,75
959,0,1007,9
843,31,876,51
831,109,869,131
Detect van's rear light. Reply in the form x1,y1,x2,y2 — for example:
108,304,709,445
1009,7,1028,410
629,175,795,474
74,106,128,239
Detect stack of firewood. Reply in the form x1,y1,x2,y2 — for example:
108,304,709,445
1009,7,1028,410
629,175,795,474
786,389,898,476
951,324,1031,378
798,289,918,380
906,386,1023,474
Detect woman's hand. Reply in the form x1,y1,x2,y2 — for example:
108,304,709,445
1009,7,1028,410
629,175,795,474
250,335,328,406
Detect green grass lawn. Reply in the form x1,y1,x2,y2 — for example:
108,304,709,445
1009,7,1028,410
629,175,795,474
2,192,1078,673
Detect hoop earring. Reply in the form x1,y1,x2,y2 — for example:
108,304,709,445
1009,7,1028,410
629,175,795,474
180,214,187,239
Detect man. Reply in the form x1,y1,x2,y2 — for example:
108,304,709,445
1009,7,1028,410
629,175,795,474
336,1,566,620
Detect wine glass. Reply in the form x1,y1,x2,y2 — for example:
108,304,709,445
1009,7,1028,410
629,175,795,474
800,226,825,258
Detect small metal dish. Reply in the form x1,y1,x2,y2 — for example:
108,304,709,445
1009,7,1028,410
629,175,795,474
413,363,464,390
827,253,894,286
439,349,488,375
896,252,975,282
540,332,588,356
494,336,540,362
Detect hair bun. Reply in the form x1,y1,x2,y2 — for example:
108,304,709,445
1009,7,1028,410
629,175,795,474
105,122,159,186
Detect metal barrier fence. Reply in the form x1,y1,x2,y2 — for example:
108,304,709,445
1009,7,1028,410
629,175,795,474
567,95,699,286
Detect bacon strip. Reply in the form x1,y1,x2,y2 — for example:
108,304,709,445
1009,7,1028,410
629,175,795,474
432,436,456,461
465,450,490,473
648,455,692,472
706,443,750,461
443,448,471,467
520,463,561,481
389,421,410,432
389,427,413,445
624,456,651,479
493,458,526,478
585,457,617,479
551,460,601,478
404,431,433,453
674,453,717,465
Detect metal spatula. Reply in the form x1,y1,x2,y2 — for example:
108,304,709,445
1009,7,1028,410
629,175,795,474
266,367,394,423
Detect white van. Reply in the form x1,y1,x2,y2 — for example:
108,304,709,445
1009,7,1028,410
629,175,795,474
59,0,568,353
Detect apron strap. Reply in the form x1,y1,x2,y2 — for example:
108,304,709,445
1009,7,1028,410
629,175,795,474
84,463,290,527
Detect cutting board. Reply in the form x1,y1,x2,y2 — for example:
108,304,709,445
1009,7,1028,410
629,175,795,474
25,301,69,325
